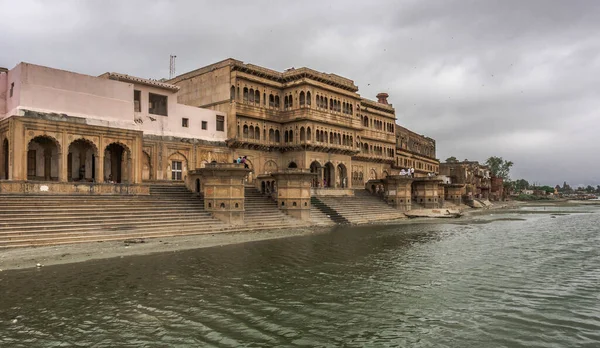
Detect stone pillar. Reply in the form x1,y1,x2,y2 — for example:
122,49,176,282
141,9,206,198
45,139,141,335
97,153,104,183
412,178,442,209
382,175,414,211
271,169,315,221
191,163,249,225
58,150,67,182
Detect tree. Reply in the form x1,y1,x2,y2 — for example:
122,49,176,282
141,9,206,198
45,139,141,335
445,156,458,163
513,179,530,191
485,156,513,180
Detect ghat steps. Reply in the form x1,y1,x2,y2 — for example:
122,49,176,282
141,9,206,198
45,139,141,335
310,197,350,225
314,190,407,224
0,184,306,248
243,187,310,229
0,184,230,248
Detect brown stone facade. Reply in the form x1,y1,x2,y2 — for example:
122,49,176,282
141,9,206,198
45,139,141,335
168,59,415,190
440,161,491,200
189,163,249,224
271,169,315,220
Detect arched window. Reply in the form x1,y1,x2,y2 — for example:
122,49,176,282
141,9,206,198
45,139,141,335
284,131,289,143
269,129,274,143
289,130,294,142
255,127,260,140
300,127,306,141
275,96,280,108
299,91,305,106
363,116,369,127
324,97,328,110
275,130,280,143
349,104,353,114
307,127,312,141
284,96,289,109
249,88,255,103
269,94,274,107
249,126,255,139
230,86,235,101
338,133,341,145
243,88,248,102
243,125,249,138
255,90,260,104
342,134,346,146
329,99,333,110
329,132,333,143
306,91,311,106
289,95,293,108
263,93,266,105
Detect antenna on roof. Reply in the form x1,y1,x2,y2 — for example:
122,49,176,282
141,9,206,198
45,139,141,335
169,55,177,79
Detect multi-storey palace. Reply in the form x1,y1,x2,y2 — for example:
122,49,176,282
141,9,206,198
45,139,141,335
0,59,439,194
169,59,439,190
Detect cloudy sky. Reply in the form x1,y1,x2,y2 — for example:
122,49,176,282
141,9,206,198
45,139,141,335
2,0,598,186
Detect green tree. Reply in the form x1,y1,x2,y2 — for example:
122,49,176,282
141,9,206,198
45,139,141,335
485,156,514,180
513,179,530,191
445,156,458,163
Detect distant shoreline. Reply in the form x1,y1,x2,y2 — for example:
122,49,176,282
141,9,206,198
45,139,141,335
0,201,590,272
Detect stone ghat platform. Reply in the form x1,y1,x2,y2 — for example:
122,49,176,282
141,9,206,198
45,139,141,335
0,180,149,195
0,183,310,248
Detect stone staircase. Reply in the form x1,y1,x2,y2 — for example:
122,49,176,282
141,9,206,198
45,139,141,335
0,183,233,248
314,190,407,224
243,187,309,229
310,197,350,225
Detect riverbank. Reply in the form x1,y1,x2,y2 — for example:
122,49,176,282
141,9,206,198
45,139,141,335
0,200,574,271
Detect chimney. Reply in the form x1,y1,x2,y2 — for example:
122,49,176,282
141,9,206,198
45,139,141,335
376,92,389,105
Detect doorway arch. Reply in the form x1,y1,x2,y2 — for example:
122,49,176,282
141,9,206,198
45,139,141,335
337,163,348,188
68,139,98,182
104,142,131,183
27,136,60,181
288,161,298,169
309,161,322,187
323,162,335,188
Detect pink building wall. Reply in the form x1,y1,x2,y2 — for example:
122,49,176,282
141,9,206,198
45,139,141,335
17,63,134,125
1,62,227,142
131,83,227,141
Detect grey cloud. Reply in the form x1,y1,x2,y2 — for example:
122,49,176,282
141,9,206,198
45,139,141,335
1,0,598,186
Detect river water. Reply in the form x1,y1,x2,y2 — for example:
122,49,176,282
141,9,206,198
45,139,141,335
1,205,600,347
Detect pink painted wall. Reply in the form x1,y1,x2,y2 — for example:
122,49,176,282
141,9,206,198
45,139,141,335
3,62,228,143
16,63,134,123
1,64,23,120
132,84,227,141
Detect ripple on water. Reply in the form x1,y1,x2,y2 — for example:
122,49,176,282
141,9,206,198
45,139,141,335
1,208,600,347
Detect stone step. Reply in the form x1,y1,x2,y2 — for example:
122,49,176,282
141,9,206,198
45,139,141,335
0,222,302,248
0,217,225,232
0,213,216,225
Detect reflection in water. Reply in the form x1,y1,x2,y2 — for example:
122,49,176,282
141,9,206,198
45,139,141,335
1,207,600,347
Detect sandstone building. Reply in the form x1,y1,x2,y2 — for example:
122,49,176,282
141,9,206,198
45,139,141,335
168,58,439,192
440,160,491,200
0,59,441,214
